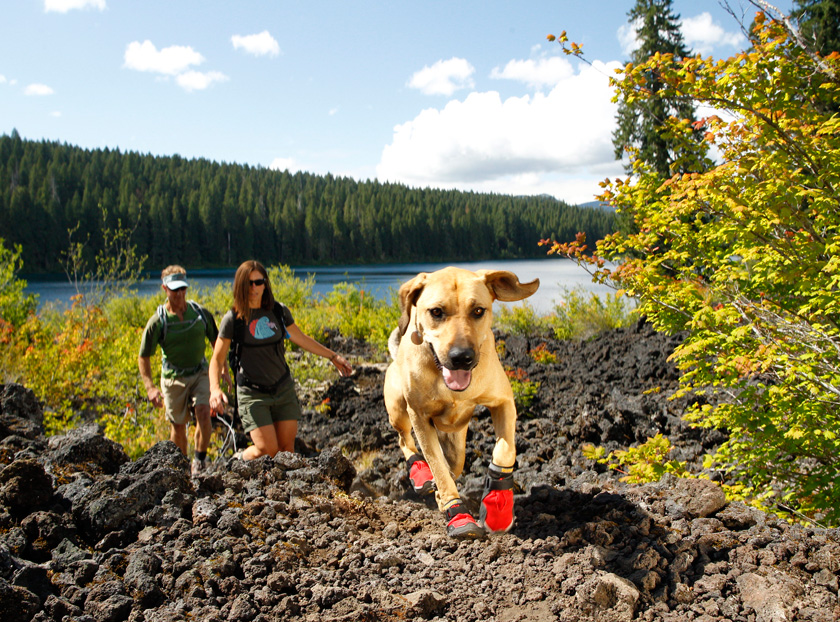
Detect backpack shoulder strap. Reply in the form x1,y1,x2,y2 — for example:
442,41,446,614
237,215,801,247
156,304,168,343
187,300,210,332
231,307,246,343
272,301,289,338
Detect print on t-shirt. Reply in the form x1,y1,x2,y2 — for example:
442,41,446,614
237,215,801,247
250,316,279,340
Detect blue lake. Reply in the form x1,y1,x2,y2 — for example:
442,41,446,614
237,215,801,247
25,258,616,313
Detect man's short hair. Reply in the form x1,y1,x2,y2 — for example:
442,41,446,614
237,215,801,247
161,265,188,290
162,265,187,279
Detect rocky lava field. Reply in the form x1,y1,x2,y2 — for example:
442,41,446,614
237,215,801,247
1,320,839,621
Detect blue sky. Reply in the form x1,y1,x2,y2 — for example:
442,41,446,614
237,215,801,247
2,0,792,205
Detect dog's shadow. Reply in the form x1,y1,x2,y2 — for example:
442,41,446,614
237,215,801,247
461,482,653,546
513,485,636,539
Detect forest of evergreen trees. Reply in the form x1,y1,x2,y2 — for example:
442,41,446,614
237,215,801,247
0,130,615,273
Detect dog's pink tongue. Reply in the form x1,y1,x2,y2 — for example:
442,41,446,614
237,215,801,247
442,368,471,391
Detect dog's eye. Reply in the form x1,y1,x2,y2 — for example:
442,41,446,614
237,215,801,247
429,308,444,319
473,307,486,318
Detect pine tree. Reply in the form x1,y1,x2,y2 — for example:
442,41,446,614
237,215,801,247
792,0,840,55
612,0,700,178
790,0,840,113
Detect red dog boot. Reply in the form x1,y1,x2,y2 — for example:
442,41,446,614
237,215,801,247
479,463,515,534
445,502,485,539
406,454,435,495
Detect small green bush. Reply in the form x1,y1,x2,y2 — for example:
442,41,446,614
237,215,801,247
0,239,38,327
493,301,552,336
548,287,635,340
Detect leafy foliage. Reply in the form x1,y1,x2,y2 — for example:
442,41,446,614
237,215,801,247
583,434,689,483
549,12,840,523
62,212,148,309
548,286,636,340
528,343,558,365
0,238,38,328
493,286,634,339
14,300,145,436
505,367,540,411
493,301,554,336
315,283,400,352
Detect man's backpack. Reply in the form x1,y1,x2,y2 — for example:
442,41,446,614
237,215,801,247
157,300,208,343
227,301,289,394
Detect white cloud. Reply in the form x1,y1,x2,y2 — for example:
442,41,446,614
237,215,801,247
50,111,62,117
619,12,745,57
176,71,228,92
490,56,574,90
25,83,55,96
408,57,475,96
618,19,641,57
0,75,6,84
269,157,297,172
681,12,745,56
329,108,338,116
231,31,281,57
124,40,204,75
44,0,105,13
378,60,624,205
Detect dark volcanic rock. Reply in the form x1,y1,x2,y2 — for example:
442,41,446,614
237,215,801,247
0,323,838,622
48,424,129,475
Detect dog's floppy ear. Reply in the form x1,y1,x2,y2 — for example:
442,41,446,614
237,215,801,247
397,273,428,335
478,270,540,302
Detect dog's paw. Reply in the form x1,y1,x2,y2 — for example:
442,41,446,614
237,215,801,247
407,454,436,495
445,504,485,539
479,465,515,534
479,490,515,533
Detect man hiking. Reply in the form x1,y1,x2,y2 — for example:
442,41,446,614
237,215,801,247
138,265,221,476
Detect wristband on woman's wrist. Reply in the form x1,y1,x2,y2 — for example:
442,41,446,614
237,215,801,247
329,352,338,362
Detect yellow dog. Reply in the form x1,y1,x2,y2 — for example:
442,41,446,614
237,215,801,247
384,267,539,538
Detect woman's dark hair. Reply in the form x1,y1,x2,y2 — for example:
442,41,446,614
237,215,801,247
233,260,274,323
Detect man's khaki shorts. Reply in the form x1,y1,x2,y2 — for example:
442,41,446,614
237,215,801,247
161,369,211,425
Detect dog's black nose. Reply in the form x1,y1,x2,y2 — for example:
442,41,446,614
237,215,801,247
448,347,475,370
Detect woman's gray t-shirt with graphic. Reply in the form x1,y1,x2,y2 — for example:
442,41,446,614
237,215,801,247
219,304,294,388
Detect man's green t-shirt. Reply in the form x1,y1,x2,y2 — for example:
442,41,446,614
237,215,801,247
139,302,218,378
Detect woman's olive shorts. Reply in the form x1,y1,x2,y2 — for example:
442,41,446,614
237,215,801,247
236,375,302,434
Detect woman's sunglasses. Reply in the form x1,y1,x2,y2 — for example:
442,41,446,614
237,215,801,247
249,278,266,286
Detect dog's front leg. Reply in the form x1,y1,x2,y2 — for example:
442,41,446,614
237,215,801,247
407,409,459,509
488,399,517,469
410,410,484,539
480,399,517,533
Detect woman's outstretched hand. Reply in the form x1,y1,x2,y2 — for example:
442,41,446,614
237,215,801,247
331,354,353,377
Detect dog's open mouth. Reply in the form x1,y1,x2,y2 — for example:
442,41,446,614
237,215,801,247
430,346,473,392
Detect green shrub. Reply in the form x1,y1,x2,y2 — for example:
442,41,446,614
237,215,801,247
320,283,399,351
0,239,38,327
493,301,552,336
505,367,540,411
548,286,635,340
583,434,689,483
528,343,558,365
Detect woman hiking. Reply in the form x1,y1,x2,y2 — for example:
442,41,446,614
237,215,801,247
209,260,353,458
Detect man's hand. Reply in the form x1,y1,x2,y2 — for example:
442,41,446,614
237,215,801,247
138,356,163,408
146,386,163,408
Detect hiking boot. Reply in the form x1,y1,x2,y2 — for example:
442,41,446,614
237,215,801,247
445,503,484,539
407,454,435,495
190,457,208,476
479,463,515,534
